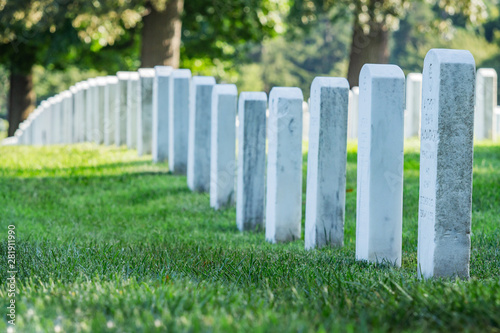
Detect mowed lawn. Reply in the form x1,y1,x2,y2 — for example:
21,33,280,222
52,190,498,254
0,141,499,332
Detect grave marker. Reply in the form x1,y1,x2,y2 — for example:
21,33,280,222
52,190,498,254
104,76,118,145
127,72,140,149
116,72,131,146
475,68,497,140
265,87,303,243
152,66,173,162
236,92,267,231
417,49,476,279
137,69,155,156
405,73,423,138
356,64,405,267
305,77,349,249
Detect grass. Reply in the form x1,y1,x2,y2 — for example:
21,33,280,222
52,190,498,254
0,141,499,332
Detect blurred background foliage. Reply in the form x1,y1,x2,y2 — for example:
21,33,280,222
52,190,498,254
0,0,500,130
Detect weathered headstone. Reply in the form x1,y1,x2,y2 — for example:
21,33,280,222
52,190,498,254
265,87,303,243
152,66,173,162
417,49,476,279
236,92,267,231
405,73,423,138
104,76,118,146
210,84,238,209
356,64,405,267
169,69,191,174
305,77,349,249
86,78,97,142
115,72,131,146
137,68,155,156
347,86,359,139
187,76,216,192
126,72,140,149
474,68,497,140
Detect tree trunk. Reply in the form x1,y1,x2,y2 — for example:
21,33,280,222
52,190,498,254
140,0,184,68
8,69,35,137
347,20,390,88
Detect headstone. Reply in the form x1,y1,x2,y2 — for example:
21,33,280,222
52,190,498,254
169,69,191,174
30,108,43,146
474,68,497,140
68,87,78,143
52,95,64,144
236,92,267,231
356,64,405,267
40,100,51,145
115,72,131,146
126,72,140,149
104,76,118,146
137,69,155,156
210,84,238,209
94,78,106,144
495,107,500,141
302,101,310,141
187,76,216,192
86,78,97,142
152,66,173,162
417,49,476,279
347,86,359,139
61,90,74,144
405,73,423,138
75,81,89,143
265,87,303,243
305,77,349,249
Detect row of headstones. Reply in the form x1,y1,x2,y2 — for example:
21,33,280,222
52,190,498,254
6,48,476,280
347,68,500,141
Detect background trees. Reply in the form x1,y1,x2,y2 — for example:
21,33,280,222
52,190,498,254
1,0,499,136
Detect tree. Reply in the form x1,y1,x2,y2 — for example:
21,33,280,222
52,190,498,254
288,0,487,87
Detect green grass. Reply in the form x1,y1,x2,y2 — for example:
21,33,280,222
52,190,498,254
0,141,499,332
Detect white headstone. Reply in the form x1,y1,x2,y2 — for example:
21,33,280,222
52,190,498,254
152,66,173,162
137,68,155,156
495,107,500,141
265,87,303,243
236,92,267,231
40,100,51,145
115,72,131,146
210,84,238,209
126,72,140,149
405,73,423,138
94,78,106,144
417,49,476,279
305,77,349,249
187,76,216,192
356,64,405,267
75,82,89,143
61,90,74,144
347,86,359,139
86,78,97,142
104,76,118,146
169,69,191,174
475,68,497,140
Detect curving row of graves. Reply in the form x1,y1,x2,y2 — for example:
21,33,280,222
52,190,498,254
4,48,496,280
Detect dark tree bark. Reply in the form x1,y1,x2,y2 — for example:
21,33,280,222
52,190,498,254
347,19,390,88
140,0,184,68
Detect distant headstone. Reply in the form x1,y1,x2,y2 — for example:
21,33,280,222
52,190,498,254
94,78,107,144
475,68,497,140
417,49,476,279
53,94,64,144
405,73,423,138
210,84,238,209
86,78,97,142
75,82,89,143
347,86,359,139
116,72,131,146
62,90,74,144
137,68,155,156
187,76,216,192
169,69,191,174
152,66,173,162
104,76,118,146
495,107,500,141
127,72,140,149
356,64,405,267
236,92,267,231
40,100,51,145
305,77,349,249
265,87,303,243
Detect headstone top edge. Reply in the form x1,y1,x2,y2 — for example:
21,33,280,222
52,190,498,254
213,84,237,95
154,66,174,76
172,69,192,78
351,86,359,93
360,64,405,79
138,68,155,77
128,72,140,80
425,48,475,66
116,71,134,79
269,87,303,101
311,76,349,90
106,76,119,83
407,73,423,80
239,91,267,101
477,68,498,77
192,76,216,85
